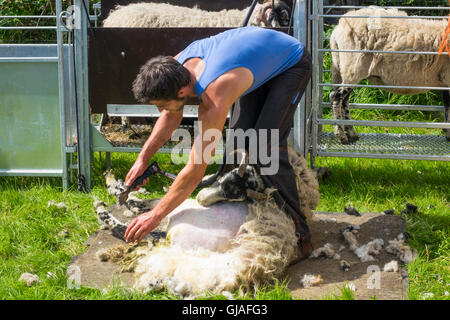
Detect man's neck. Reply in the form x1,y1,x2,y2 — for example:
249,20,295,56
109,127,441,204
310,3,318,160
186,73,198,98
182,57,205,98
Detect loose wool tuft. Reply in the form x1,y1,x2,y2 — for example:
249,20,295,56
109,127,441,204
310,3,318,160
103,2,267,28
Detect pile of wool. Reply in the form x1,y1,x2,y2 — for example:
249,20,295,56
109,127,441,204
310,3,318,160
103,2,265,28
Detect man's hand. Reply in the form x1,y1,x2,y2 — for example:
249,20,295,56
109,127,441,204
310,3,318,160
125,210,162,243
125,158,150,189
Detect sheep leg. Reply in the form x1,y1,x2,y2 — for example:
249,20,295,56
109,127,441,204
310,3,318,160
330,87,351,144
443,90,450,141
121,116,131,132
342,88,359,143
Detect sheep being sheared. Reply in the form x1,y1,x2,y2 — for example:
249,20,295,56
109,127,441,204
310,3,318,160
97,147,319,297
330,7,450,144
103,0,292,130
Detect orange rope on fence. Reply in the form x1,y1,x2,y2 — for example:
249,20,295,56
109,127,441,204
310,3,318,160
438,0,450,57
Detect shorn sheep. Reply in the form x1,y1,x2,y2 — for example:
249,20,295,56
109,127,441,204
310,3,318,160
97,147,320,297
103,0,292,130
330,7,450,144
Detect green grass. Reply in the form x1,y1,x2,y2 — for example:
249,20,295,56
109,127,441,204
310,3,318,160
1,151,448,300
322,284,356,300
315,156,449,300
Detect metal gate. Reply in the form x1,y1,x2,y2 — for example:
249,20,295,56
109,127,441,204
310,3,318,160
0,0,101,189
0,1,72,188
308,0,450,167
3,0,449,190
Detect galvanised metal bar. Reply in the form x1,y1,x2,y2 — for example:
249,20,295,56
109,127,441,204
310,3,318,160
318,119,450,129
0,169,63,176
0,57,58,62
0,15,98,20
323,6,450,10
293,0,310,158
319,83,450,91
317,0,324,146
107,104,201,118
317,14,449,19
74,0,92,190
320,102,445,112
56,0,68,189
317,152,449,161
310,0,321,168
0,26,57,30
0,15,57,19
319,48,449,55
93,145,225,154
67,30,76,151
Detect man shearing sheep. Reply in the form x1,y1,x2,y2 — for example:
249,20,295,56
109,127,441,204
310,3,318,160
124,26,313,261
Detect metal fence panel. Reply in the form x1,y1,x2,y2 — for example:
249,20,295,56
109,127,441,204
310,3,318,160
309,0,450,164
0,46,62,176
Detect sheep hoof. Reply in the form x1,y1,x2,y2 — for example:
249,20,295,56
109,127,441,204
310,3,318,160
444,129,450,141
346,133,359,144
335,132,349,145
313,167,331,180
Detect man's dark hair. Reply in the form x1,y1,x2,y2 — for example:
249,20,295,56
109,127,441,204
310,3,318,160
132,55,191,103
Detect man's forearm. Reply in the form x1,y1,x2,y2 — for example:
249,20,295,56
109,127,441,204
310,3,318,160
138,110,182,163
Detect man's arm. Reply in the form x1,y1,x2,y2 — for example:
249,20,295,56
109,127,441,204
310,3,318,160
124,67,253,242
125,108,183,187
124,99,229,242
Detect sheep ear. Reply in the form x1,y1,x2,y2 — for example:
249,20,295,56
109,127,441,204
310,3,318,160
237,149,249,178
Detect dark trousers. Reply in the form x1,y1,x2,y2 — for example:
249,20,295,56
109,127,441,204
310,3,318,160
229,51,313,245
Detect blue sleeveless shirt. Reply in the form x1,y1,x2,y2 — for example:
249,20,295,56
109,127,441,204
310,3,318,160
176,27,304,99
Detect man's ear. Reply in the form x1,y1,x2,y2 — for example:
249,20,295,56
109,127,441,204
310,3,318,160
177,86,188,99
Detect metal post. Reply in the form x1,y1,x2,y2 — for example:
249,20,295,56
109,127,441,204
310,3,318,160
293,0,311,159
317,0,324,140
56,0,68,189
310,0,321,169
74,0,91,190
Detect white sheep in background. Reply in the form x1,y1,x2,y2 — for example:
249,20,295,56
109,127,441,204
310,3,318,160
103,1,291,28
103,0,292,130
98,147,320,297
329,6,450,144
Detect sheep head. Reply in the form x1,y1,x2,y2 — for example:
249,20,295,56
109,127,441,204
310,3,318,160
255,0,291,28
196,150,266,207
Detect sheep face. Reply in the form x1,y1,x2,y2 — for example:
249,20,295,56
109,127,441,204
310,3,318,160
196,165,265,207
254,1,291,28
267,1,291,27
